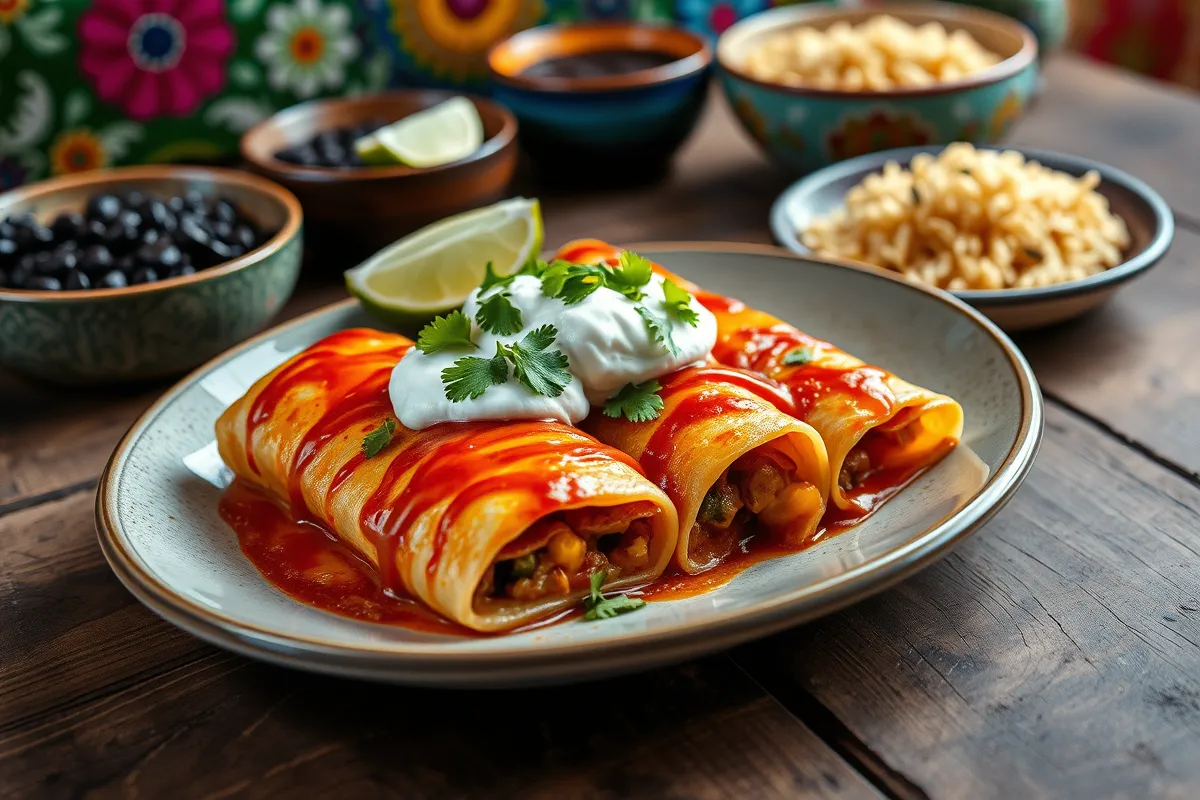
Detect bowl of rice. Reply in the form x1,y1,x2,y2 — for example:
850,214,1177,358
717,2,1038,173
770,143,1175,331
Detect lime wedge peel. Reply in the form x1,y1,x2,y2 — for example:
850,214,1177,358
354,96,484,169
346,197,543,327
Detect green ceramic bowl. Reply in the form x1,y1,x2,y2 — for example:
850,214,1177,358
717,2,1039,174
0,166,303,384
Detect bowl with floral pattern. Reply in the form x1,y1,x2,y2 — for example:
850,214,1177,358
716,1,1039,174
0,166,303,385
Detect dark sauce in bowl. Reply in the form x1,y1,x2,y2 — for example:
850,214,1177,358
520,49,677,80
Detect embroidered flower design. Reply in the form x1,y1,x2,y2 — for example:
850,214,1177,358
256,0,361,98
78,0,234,120
49,129,108,175
827,109,933,162
0,0,29,25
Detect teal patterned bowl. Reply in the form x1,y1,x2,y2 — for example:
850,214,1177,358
0,166,303,384
717,2,1039,174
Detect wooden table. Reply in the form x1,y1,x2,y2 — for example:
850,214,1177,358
4,55,1200,799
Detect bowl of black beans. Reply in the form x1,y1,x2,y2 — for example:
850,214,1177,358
0,166,303,384
240,90,517,254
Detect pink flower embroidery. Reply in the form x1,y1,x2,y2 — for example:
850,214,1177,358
79,0,235,121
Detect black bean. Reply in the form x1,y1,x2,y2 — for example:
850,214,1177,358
212,219,234,241
168,264,197,278
118,209,143,229
82,220,107,246
98,270,128,289
51,249,79,273
9,266,30,288
0,238,17,263
167,195,187,214
136,239,182,269
51,212,86,242
140,227,161,247
81,244,114,272
64,270,91,291
31,251,56,275
232,225,258,251
104,223,140,252
184,189,207,212
87,194,122,223
115,255,137,273
129,266,158,284
209,240,234,261
7,212,37,231
124,190,147,209
26,275,62,291
0,267,8,287
148,201,178,233
0,220,14,240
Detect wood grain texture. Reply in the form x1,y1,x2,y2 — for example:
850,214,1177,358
736,403,1200,798
1015,225,1200,479
0,274,349,513
1011,56,1200,223
0,498,878,800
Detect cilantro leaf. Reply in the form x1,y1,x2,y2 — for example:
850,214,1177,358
603,380,664,423
557,265,607,305
583,570,646,621
507,325,572,397
782,347,812,366
538,260,571,298
662,279,700,327
475,291,523,336
441,346,509,402
479,261,513,293
416,310,476,354
607,251,653,301
635,305,680,357
361,418,396,458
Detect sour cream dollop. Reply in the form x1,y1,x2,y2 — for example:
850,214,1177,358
390,273,717,429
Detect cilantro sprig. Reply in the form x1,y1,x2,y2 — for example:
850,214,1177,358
475,291,522,336
782,347,813,366
662,278,700,326
583,571,646,621
362,418,396,458
635,305,680,357
440,325,572,403
604,380,664,423
416,310,476,354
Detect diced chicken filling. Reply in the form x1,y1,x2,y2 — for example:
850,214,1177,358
690,448,824,565
482,508,655,603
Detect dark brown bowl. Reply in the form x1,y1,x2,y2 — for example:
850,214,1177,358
240,91,518,253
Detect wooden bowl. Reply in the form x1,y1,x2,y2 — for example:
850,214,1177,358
240,91,518,254
0,166,303,384
717,2,1039,173
488,23,711,185
770,146,1174,332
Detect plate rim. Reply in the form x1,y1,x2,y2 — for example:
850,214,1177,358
768,144,1175,306
95,242,1043,673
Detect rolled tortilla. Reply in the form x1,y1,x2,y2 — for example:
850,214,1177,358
557,240,964,517
216,328,679,632
586,364,830,573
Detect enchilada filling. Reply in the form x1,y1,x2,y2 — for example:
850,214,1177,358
689,448,824,568
477,502,659,605
838,405,959,498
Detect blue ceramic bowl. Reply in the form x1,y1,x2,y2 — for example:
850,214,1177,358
717,2,1039,174
769,145,1174,331
488,23,712,184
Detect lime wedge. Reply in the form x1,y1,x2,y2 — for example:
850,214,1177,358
357,96,484,169
353,133,393,166
346,197,543,327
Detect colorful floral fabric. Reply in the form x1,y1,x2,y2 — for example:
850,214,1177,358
1068,0,1200,88
0,0,389,189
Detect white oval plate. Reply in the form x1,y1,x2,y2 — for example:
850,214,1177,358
97,244,1042,687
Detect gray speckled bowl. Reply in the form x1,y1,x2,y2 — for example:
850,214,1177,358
771,146,1175,332
0,166,303,384
96,243,1041,687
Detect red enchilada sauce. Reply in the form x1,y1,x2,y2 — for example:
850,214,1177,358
224,319,955,635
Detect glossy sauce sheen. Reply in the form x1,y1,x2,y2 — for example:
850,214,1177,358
229,320,945,635
520,49,676,79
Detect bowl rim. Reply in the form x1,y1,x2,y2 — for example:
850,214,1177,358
769,144,1176,305
717,1,1038,100
487,21,712,93
239,90,518,183
0,165,303,303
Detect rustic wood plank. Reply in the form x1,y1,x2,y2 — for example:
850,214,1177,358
0,273,349,512
1011,55,1200,220
735,402,1200,798
1016,225,1200,479
0,486,880,800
